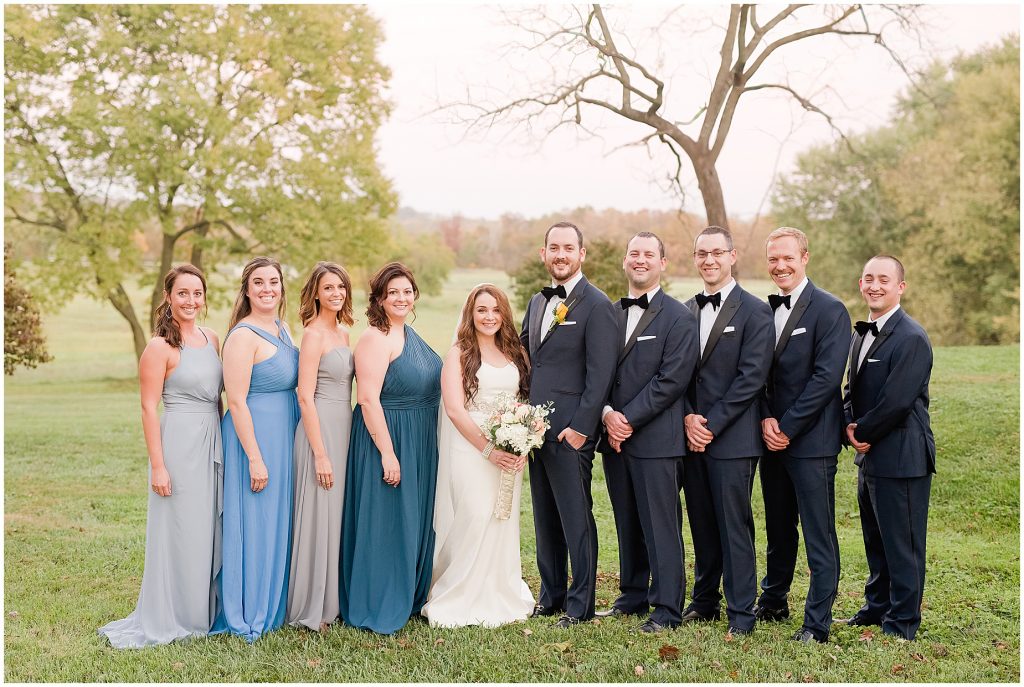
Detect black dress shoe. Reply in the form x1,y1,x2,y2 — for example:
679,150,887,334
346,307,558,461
554,615,583,629
531,604,562,618
753,603,790,622
680,606,721,624
792,628,827,643
596,607,643,618
727,625,753,636
637,618,668,634
835,612,880,627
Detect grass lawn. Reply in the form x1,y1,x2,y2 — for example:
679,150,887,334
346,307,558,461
4,268,1019,681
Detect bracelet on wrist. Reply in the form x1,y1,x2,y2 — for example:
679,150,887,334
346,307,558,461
482,440,495,460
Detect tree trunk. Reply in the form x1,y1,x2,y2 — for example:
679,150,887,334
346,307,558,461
150,231,177,331
190,223,208,275
693,154,729,229
108,283,148,361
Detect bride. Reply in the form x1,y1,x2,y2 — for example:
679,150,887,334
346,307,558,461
421,284,536,627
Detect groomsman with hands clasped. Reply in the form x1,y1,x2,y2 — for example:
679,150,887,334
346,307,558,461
757,227,850,643
596,232,699,633
520,222,618,628
840,255,935,641
681,226,774,636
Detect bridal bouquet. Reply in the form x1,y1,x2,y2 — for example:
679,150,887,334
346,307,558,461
480,393,552,520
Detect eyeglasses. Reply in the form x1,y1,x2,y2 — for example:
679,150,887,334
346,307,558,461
693,249,732,260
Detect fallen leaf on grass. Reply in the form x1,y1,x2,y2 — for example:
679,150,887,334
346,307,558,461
658,645,679,662
891,664,904,675
911,652,928,663
729,670,738,679
434,638,444,646
723,631,734,643
931,643,949,657
397,638,413,649
172,662,184,671
784,672,793,679
802,674,814,682
7,611,18,619
542,641,572,653
634,665,644,676
993,640,1008,650
591,618,602,626
858,629,874,642
522,628,533,637
711,660,722,669
307,659,321,668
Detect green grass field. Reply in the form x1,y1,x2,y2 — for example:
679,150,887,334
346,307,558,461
4,268,1020,681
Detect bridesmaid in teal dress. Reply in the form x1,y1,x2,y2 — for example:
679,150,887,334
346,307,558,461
215,257,300,642
340,262,442,634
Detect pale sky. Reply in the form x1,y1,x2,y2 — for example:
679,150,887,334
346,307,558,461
371,3,1020,221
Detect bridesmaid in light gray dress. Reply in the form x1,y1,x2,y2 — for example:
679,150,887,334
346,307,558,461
99,265,223,648
287,262,355,630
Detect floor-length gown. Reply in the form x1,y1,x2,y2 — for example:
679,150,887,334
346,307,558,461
339,325,442,635
287,346,353,630
99,332,223,648
214,321,299,642
421,362,535,627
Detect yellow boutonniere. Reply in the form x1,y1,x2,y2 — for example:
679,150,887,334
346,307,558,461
548,298,576,334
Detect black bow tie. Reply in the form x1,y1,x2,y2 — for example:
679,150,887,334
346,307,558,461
541,284,567,301
768,293,791,311
619,293,649,310
695,292,721,310
855,320,879,337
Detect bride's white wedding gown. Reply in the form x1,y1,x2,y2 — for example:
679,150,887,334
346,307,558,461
421,361,535,628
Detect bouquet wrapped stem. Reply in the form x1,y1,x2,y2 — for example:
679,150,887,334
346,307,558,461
481,393,552,521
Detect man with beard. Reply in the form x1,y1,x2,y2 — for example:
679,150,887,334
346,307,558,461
597,232,699,633
520,221,618,628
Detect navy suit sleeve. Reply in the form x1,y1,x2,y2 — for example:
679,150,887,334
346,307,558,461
621,310,699,430
842,337,856,431
569,295,618,438
852,330,932,445
705,302,774,437
520,300,531,352
778,302,851,440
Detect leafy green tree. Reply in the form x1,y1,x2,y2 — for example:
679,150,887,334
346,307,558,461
772,37,1019,344
5,243,52,375
390,227,455,297
5,5,396,359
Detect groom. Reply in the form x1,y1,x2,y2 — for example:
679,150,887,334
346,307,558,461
521,221,618,627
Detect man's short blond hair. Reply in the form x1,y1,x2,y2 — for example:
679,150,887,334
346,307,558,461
766,227,809,254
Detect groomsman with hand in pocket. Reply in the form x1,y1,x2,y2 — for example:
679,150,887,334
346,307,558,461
681,225,774,636
596,232,699,633
840,255,935,641
757,227,851,643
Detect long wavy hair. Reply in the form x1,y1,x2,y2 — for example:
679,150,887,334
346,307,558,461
228,256,286,330
456,284,530,403
153,264,207,349
366,262,418,334
298,261,354,327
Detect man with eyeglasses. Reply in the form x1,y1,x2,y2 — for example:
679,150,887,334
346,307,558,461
680,225,774,636
839,255,934,641
756,227,850,643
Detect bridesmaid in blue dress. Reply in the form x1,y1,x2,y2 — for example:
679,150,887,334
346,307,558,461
340,262,442,634
215,256,300,642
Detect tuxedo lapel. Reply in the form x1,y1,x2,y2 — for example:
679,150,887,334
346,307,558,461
528,293,545,357
863,308,904,361
619,292,662,363
773,283,813,362
538,275,588,350
700,287,741,367
848,333,866,389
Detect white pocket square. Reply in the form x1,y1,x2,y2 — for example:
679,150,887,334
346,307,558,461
791,327,807,335
561,321,577,326
723,326,736,333
637,335,656,341
867,358,881,363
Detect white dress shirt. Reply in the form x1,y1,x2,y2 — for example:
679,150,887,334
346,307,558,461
773,276,809,345
540,269,584,338
857,304,901,372
699,278,737,357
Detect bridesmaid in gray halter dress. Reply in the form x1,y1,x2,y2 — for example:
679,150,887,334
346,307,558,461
286,262,355,630
99,265,223,648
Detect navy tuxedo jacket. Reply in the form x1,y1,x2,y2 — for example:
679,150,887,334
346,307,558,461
684,285,774,459
843,308,936,479
598,290,699,459
521,274,619,442
762,281,852,458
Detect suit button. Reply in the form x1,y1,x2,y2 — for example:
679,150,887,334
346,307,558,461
697,376,703,383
